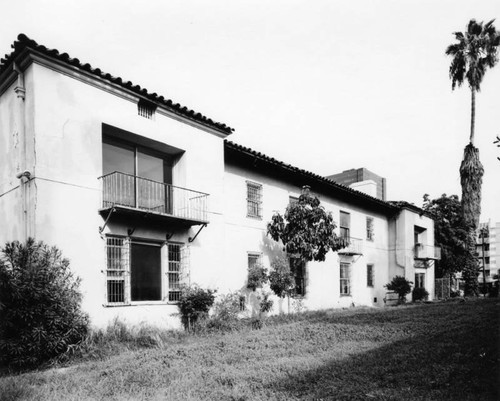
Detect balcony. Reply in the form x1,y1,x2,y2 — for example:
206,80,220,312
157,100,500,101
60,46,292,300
414,244,441,260
99,171,209,225
338,237,363,256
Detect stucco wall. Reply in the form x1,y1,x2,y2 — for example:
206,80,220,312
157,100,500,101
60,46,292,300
0,66,37,243
223,162,393,313
24,62,227,328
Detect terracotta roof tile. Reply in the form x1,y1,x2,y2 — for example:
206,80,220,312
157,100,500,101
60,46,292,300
0,34,234,135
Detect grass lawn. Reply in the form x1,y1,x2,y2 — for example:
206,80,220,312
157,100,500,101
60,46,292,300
0,298,498,401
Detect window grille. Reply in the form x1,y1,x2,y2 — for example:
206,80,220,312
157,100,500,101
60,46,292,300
168,243,183,302
340,263,351,295
246,182,262,218
137,99,156,119
366,217,374,241
105,236,129,304
340,211,350,239
367,264,374,287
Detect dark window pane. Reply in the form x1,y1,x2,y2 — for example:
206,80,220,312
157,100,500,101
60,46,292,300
131,243,162,301
103,142,135,176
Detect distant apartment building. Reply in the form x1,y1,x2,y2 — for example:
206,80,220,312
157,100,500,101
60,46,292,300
327,168,387,201
476,220,500,278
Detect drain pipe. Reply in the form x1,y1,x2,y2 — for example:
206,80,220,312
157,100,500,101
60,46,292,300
13,62,30,241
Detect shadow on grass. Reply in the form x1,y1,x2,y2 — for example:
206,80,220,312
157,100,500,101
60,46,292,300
267,301,499,401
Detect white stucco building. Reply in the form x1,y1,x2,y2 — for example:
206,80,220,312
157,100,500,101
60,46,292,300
0,35,439,328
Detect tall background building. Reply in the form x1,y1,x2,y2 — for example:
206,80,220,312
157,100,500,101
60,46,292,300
476,220,499,278
327,168,387,201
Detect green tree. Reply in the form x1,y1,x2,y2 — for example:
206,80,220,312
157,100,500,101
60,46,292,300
422,194,472,279
267,187,348,263
446,19,499,295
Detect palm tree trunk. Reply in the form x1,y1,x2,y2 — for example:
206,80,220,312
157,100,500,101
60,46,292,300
470,89,476,145
460,144,483,296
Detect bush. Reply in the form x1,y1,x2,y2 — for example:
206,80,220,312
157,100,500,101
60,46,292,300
177,285,216,330
0,238,89,369
412,287,429,302
259,292,274,313
247,263,268,291
385,275,413,302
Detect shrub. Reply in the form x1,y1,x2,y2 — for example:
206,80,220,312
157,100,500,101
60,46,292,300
247,263,268,291
0,238,89,369
412,287,429,302
177,285,216,330
259,292,274,313
269,256,295,298
385,275,413,302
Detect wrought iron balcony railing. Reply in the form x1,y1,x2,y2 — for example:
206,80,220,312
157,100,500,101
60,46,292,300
338,237,363,255
99,171,209,223
414,244,441,260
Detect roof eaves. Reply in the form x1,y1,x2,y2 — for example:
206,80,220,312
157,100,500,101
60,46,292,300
224,140,400,213
0,34,234,135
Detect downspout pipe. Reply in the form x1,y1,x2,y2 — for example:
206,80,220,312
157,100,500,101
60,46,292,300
13,62,29,241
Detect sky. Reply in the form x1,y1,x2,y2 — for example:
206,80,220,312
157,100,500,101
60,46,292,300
1,0,499,221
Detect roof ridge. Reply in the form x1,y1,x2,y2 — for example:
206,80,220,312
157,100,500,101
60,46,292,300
1,34,234,135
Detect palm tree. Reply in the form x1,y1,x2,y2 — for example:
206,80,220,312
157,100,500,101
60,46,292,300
446,19,499,229
445,19,499,295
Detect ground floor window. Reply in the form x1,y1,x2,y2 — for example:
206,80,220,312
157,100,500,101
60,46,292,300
415,273,425,289
367,264,374,287
290,257,306,297
340,263,351,295
105,236,187,305
167,243,183,302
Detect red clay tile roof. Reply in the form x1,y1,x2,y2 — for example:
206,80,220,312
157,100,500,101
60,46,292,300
0,34,234,135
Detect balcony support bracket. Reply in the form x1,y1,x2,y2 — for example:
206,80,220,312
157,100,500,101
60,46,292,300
188,223,207,243
99,207,116,234
166,233,174,241
127,227,137,237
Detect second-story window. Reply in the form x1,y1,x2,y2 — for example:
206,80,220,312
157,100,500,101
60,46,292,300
366,217,374,241
247,181,262,218
340,211,350,239
102,137,174,212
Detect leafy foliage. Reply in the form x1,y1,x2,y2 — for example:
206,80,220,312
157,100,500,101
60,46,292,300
268,256,295,298
259,292,274,313
385,276,413,302
267,188,348,262
247,263,268,291
0,238,89,369
412,287,429,302
422,194,472,278
177,285,216,330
